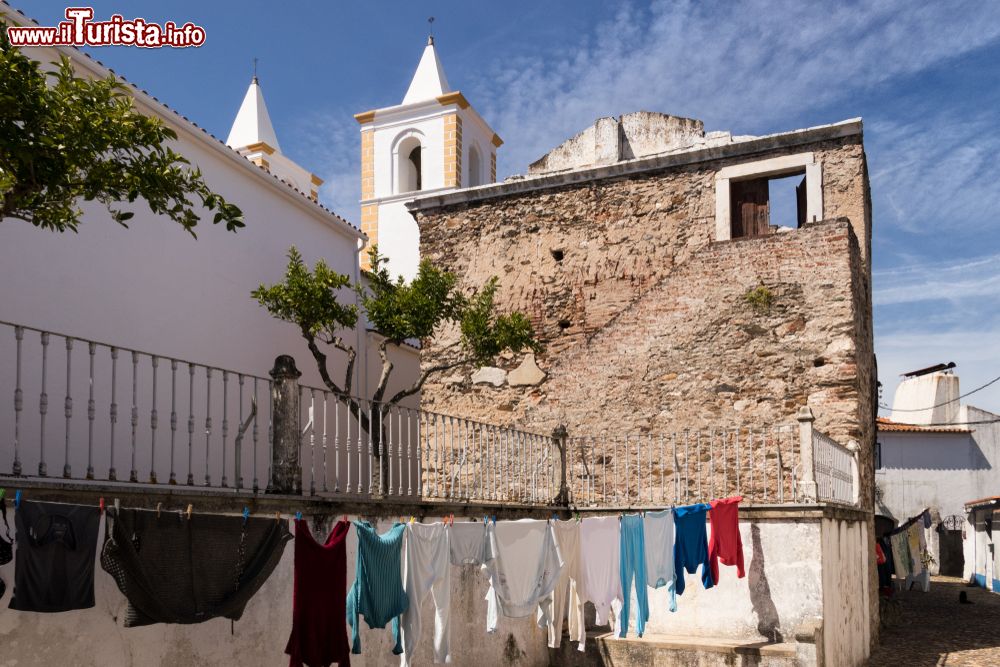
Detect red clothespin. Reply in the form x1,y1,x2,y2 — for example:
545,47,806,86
99,497,105,514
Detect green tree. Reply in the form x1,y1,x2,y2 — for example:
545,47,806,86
0,26,242,235
253,246,541,492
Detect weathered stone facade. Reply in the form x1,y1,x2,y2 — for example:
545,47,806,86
410,121,873,498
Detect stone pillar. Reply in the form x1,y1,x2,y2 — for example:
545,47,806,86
847,439,861,506
552,424,569,506
269,355,302,495
797,406,818,502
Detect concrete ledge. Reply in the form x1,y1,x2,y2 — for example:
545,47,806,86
552,631,800,666
0,475,869,522
592,631,797,656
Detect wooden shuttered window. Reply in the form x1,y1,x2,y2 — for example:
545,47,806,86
730,178,770,238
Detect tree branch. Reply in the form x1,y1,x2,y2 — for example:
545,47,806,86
371,338,394,406
330,335,356,395
388,357,470,406
301,327,345,395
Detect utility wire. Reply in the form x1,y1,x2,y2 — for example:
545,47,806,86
879,417,1000,427
878,372,1000,412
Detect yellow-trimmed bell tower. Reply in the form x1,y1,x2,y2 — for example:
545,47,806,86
354,37,502,279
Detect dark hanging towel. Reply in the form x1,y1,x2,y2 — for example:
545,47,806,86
100,508,291,627
9,500,100,612
285,519,352,667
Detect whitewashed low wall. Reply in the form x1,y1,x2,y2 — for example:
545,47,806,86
0,515,549,667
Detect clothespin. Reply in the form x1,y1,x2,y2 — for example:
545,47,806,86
294,511,302,521
491,515,496,525
185,504,193,520
242,507,250,525
409,516,415,524
114,498,120,514
156,502,162,518
99,497,105,514
0,488,5,501
14,490,22,508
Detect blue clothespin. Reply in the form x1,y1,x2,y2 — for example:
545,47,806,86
491,515,496,525
294,511,302,521
242,507,250,525
15,490,22,508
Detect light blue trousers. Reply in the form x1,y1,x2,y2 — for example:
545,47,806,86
618,514,649,638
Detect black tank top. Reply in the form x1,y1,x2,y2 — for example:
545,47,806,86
9,500,100,612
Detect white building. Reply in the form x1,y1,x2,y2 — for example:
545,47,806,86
354,36,503,279
876,365,1000,579
0,3,419,490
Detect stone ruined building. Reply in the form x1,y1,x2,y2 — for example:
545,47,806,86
409,111,876,509
409,113,879,663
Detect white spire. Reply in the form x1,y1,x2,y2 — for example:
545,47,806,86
226,76,281,152
402,36,452,105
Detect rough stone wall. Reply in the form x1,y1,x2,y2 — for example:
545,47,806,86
415,136,872,456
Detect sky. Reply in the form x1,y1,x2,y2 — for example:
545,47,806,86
14,0,1000,415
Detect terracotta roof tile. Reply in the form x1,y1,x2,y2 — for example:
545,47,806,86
876,417,972,434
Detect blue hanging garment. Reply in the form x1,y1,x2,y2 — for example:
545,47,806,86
346,521,409,655
618,513,649,638
672,503,714,595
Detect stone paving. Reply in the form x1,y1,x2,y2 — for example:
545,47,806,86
868,576,1000,666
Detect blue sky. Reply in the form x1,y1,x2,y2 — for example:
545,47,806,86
15,0,1000,414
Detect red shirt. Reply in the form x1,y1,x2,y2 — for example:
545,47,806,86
285,519,352,667
709,496,745,584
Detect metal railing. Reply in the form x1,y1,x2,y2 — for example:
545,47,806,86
812,428,858,505
563,426,799,507
296,388,553,503
2,319,858,508
0,320,272,492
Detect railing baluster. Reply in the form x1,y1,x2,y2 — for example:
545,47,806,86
203,367,212,486
86,342,95,479
236,374,244,489
12,326,24,476
149,356,158,483
186,363,194,485
221,371,229,488
62,337,73,478
252,378,260,492
308,388,316,495
38,331,50,477
367,400,374,496
333,393,341,493
169,360,177,484
129,350,138,483
109,347,119,481
321,391,329,493
399,408,406,497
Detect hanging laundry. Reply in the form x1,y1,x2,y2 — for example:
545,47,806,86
538,520,584,651
400,522,451,667
9,500,100,612
708,496,745,584
889,531,911,580
617,514,650,638
483,519,562,633
346,521,408,656
643,509,677,612
877,536,894,595
578,516,622,632
449,521,489,566
101,509,290,627
285,518,352,667
906,523,923,576
673,503,714,596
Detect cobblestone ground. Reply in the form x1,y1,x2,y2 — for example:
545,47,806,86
868,576,1000,666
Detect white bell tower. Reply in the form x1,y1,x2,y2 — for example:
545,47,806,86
355,36,502,280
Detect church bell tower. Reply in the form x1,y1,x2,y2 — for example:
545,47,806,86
354,36,502,280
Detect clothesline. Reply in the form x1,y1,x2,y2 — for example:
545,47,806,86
886,508,930,536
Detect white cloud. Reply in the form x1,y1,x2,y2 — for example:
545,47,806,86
467,0,1000,180
874,253,1000,306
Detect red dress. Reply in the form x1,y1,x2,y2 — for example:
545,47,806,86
708,496,745,584
285,519,352,667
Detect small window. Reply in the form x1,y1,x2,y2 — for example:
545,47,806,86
408,146,422,191
395,135,423,194
875,441,882,470
468,146,482,187
730,173,807,239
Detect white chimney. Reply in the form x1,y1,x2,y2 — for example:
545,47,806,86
890,369,960,425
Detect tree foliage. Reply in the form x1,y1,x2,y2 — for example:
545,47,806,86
0,26,243,235
254,245,541,408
